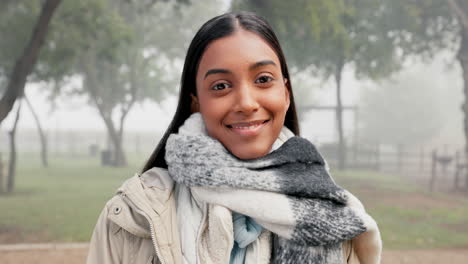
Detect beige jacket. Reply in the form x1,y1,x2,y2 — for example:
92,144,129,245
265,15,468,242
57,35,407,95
87,167,362,264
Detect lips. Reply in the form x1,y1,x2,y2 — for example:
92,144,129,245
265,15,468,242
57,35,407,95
226,119,270,137
226,119,269,129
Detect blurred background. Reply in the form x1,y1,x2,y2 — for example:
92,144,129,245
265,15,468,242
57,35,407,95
0,0,467,263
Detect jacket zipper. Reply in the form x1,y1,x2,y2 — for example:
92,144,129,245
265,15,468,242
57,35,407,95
122,194,166,264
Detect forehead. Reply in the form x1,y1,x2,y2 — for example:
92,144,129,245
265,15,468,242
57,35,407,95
197,29,281,74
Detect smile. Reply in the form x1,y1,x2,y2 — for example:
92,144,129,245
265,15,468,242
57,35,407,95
226,120,269,136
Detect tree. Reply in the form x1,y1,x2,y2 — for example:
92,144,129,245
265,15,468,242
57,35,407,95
0,0,61,192
65,0,223,166
6,101,22,193
74,1,139,167
372,0,466,190
0,0,62,125
232,0,400,169
0,0,225,169
24,93,48,167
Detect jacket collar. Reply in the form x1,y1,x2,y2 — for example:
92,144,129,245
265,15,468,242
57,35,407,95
108,168,175,238
117,168,174,215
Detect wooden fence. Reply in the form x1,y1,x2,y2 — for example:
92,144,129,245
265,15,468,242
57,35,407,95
319,142,467,192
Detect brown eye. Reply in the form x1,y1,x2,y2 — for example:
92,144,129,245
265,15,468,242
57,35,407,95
255,75,274,84
211,82,231,91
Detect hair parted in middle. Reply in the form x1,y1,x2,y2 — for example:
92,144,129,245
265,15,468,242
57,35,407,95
142,11,300,172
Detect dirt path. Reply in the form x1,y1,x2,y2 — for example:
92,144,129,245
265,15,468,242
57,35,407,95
0,247,88,264
382,248,468,264
1,245,468,264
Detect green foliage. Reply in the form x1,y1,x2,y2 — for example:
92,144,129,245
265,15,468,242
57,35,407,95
0,1,42,80
381,0,458,58
40,0,134,81
0,0,226,166
230,0,465,82
231,0,401,80
0,0,224,103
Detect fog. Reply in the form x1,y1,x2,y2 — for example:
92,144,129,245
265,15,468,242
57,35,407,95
1,51,461,152
1,1,467,262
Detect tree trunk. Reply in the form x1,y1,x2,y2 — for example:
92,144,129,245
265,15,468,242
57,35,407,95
24,94,48,167
458,27,468,193
7,102,22,193
100,114,127,167
83,75,129,167
335,61,346,170
115,109,131,167
0,0,62,125
112,135,127,167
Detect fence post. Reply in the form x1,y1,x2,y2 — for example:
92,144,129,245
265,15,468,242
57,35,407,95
430,149,437,192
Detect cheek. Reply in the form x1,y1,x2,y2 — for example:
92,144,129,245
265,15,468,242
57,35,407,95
198,97,230,139
263,88,290,114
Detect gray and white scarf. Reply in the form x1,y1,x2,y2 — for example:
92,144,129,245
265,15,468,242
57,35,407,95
166,113,381,264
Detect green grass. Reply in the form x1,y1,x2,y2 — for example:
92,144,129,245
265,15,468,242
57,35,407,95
0,153,145,242
333,169,468,249
1,155,468,249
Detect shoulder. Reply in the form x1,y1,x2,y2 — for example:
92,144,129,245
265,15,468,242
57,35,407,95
87,195,157,264
139,167,174,191
111,167,174,195
97,167,174,237
94,192,152,240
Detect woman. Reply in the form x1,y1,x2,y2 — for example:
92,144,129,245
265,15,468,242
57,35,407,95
87,12,382,264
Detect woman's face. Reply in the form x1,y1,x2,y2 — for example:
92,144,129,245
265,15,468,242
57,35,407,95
193,29,290,159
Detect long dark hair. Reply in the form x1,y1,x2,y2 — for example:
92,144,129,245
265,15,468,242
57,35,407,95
142,11,300,172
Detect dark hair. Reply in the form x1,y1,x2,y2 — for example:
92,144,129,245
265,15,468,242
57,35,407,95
142,11,300,172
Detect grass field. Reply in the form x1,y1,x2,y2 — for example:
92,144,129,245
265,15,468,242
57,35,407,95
1,153,468,249
0,153,143,242
333,170,468,249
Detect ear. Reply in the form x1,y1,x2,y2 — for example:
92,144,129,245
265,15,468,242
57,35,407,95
284,78,290,109
190,94,199,113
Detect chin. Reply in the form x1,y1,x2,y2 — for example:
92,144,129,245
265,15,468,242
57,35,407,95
229,145,271,160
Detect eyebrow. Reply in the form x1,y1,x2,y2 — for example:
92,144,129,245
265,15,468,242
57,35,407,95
204,60,277,79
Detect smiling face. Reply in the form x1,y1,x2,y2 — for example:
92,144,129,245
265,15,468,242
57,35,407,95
193,29,290,160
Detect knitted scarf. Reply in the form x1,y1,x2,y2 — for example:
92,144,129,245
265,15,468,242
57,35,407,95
166,113,381,264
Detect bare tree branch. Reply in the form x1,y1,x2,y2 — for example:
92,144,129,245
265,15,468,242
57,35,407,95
7,101,22,193
24,93,48,167
0,0,62,124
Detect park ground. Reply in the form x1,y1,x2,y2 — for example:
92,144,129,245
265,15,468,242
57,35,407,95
1,153,468,263
1,246,468,263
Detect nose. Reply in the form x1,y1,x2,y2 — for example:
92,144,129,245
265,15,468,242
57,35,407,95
233,84,259,114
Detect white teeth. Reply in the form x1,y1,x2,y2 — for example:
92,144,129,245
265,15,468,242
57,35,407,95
232,124,261,129
228,120,268,130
